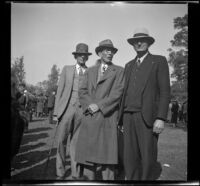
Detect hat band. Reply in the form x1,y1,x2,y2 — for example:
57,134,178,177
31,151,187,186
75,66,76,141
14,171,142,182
99,44,115,48
134,33,149,37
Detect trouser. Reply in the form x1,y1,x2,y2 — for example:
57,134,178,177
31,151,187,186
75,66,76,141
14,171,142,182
56,103,83,177
123,112,158,180
82,163,115,180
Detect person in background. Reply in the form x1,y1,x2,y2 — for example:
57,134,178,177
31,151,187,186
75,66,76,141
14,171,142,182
11,73,25,160
182,100,187,125
167,101,173,123
171,100,179,127
47,91,56,124
118,28,170,180
36,94,44,118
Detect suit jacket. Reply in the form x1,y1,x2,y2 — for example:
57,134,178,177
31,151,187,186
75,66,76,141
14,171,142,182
75,63,125,164
53,65,76,119
118,53,170,127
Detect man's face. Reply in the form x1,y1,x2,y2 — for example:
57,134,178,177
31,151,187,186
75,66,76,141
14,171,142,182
133,39,149,52
99,48,114,63
76,54,88,66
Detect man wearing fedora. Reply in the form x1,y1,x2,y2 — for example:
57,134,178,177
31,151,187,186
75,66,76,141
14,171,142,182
75,39,124,180
53,43,92,179
118,28,170,180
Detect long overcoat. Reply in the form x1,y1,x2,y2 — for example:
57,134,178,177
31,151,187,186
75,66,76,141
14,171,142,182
75,63,124,165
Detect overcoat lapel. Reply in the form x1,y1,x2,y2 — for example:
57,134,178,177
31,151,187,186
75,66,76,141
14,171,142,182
91,64,99,90
98,64,116,84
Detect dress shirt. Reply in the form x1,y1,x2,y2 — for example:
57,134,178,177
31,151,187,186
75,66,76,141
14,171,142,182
136,52,149,65
76,63,86,75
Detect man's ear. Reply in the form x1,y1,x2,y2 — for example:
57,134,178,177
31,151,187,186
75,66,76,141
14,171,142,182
98,51,102,57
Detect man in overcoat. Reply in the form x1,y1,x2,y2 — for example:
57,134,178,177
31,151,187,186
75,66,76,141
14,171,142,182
53,43,92,179
75,39,124,180
118,28,170,180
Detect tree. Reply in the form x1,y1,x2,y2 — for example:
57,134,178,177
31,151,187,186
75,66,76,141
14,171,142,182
46,64,60,95
11,56,26,85
168,14,188,102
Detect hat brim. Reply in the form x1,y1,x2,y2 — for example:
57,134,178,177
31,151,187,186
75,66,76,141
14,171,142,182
127,36,155,46
95,46,118,55
72,52,92,56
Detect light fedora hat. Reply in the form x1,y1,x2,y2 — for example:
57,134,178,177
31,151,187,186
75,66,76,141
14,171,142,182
72,43,92,56
95,39,118,55
127,27,155,46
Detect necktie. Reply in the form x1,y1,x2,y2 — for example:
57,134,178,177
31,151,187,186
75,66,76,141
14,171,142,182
79,67,84,75
136,58,141,67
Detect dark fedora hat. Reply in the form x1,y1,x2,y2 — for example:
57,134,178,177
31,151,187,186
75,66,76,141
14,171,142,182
95,39,118,55
127,28,155,46
72,43,92,56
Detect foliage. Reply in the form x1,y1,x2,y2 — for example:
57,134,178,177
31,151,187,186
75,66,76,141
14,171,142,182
46,65,60,95
11,56,26,86
168,14,188,101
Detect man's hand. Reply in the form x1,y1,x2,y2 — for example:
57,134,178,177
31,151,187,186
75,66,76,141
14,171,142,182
88,103,99,114
153,119,165,134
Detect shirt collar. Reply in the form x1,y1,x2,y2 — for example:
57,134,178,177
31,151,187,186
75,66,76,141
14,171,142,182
137,52,149,63
76,63,86,73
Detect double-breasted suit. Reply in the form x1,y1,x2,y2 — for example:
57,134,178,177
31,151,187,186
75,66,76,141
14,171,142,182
54,65,86,178
75,63,124,166
118,53,170,180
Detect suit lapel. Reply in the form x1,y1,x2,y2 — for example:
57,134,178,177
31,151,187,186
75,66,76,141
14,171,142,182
124,58,137,91
67,65,76,89
139,53,155,93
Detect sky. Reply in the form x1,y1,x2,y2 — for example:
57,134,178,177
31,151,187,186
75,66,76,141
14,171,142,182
11,2,188,86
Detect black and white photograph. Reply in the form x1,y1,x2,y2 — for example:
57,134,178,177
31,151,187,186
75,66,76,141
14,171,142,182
9,1,193,183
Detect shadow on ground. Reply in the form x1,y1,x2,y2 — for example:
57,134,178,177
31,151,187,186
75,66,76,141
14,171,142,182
11,149,71,180
26,127,52,134
21,133,49,146
19,142,46,154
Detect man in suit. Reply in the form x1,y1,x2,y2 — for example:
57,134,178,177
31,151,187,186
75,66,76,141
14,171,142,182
75,39,124,180
53,43,92,179
118,28,170,180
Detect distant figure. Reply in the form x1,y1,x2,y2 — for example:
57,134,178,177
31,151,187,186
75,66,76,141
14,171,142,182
178,102,183,123
182,101,187,125
11,75,25,160
16,83,29,132
47,91,56,124
36,94,44,117
167,101,173,123
171,101,179,127
43,95,48,117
